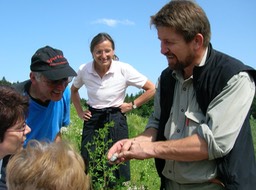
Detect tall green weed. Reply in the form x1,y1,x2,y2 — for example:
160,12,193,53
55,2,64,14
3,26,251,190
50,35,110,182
62,104,160,189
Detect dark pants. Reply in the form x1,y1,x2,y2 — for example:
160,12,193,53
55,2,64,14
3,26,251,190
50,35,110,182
81,107,130,183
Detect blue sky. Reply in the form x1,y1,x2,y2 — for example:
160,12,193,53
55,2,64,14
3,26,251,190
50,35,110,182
1,0,255,99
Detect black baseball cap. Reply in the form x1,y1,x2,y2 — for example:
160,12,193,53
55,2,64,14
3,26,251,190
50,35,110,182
30,46,77,80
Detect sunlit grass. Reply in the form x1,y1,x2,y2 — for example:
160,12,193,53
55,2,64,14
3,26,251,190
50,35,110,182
250,118,256,153
64,105,256,189
63,104,160,189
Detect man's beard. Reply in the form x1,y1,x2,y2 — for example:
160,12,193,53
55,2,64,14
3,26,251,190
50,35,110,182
168,53,195,71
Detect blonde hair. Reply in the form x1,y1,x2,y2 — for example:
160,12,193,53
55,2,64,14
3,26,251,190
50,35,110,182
7,140,92,190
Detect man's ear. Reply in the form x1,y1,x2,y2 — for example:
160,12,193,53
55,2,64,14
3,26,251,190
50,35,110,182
30,72,37,83
193,33,204,50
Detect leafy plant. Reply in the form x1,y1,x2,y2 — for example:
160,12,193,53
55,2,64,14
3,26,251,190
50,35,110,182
63,104,161,189
85,121,125,189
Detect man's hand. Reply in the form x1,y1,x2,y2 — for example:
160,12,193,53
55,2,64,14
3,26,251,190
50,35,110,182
107,138,133,163
108,139,154,163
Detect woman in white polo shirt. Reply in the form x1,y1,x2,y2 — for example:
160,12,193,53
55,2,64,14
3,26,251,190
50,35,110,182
71,32,155,187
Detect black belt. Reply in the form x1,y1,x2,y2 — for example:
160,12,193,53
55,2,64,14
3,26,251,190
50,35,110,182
88,106,121,113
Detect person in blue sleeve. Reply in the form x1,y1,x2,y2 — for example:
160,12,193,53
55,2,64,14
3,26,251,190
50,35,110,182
0,46,77,189
14,45,77,144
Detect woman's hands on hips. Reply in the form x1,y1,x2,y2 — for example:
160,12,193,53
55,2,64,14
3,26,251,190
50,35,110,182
79,110,92,121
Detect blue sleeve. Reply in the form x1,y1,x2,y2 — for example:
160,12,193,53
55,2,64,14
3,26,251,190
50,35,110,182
62,87,71,127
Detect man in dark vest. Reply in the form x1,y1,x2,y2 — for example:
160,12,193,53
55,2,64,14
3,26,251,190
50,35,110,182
108,1,256,190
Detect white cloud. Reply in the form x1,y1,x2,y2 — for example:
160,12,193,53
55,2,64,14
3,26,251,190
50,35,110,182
91,18,135,27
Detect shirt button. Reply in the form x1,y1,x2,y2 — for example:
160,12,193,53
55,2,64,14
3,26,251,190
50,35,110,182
183,87,186,91
181,109,184,112
177,129,180,133
169,170,172,173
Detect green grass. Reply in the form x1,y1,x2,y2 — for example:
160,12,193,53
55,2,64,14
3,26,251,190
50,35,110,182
250,118,256,153
127,114,160,189
62,105,160,189
63,104,256,189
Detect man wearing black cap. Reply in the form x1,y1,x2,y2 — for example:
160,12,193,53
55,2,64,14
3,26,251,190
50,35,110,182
16,45,77,144
0,46,77,189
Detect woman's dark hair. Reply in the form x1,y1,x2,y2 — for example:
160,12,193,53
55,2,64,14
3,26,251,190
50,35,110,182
0,85,29,142
90,32,115,53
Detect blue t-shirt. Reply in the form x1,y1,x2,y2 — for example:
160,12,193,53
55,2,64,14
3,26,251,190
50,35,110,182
24,87,70,145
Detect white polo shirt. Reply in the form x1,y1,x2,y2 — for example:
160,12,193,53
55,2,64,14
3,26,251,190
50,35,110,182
73,60,147,109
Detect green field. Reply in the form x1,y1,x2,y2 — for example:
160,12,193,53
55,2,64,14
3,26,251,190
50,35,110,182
63,104,256,190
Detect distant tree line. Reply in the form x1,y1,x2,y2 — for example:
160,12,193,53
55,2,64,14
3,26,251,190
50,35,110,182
2,77,256,119
0,77,12,86
0,77,154,118
124,91,154,118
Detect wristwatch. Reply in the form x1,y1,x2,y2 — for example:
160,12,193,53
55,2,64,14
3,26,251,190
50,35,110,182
132,101,137,109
